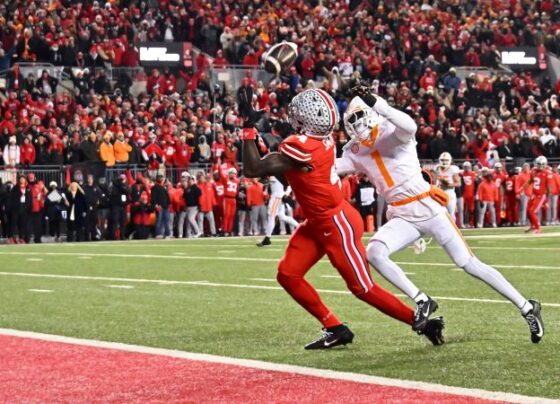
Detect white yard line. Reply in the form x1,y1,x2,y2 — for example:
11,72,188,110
248,278,277,282
26,258,43,262
27,289,53,293
2,251,560,270
0,328,555,404
1,271,559,308
106,285,134,289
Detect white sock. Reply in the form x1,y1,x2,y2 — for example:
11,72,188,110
520,301,533,316
414,292,429,304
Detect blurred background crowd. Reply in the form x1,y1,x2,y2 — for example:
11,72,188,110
0,0,559,242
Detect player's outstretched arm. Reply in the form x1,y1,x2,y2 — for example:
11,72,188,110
352,85,417,142
241,131,300,178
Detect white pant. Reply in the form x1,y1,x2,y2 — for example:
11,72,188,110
444,191,457,222
371,210,471,267
186,207,200,238
265,197,299,237
477,201,496,228
547,195,558,224
519,194,529,225
250,205,267,235
197,210,216,235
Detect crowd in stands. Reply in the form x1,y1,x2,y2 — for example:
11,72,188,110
0,0,560,242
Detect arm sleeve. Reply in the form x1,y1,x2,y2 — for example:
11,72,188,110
335,153,356,176
373,96,417,143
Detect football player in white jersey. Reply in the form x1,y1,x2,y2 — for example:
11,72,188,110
257,176,300,247
335,86,544,343
434,152,461,220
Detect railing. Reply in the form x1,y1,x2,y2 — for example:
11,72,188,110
208,65,275,92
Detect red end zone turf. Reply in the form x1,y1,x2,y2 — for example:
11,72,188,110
0,335,504,403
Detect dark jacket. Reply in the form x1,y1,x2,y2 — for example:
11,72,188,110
9,185,32,213
151,183,170,209
80,139,100,162
84,184,102,210
184,184,201,208
110,179,130,207
65,189,87,225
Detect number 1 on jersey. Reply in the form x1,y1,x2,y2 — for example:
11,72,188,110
371,151,394,187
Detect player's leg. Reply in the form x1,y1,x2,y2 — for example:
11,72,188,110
258,198,280,246
376,195,386,229
477,201,488,228
527,196,540,231
278,202,299,229
326,205,415,326
427,211,543,342
457,196,465,228
277,221,354,349
488,202,497,227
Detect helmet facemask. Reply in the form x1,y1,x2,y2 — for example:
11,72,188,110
343,97,383,142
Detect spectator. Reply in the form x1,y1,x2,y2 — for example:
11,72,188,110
114,132,132,164
7,175,31,244
183,175,202,238
64,182,87,242
83,174,102,241
99,132,116,167
151,174,171,239
197,172,216,237
45,181,64,241
247,178,266,236
109,175,130,240
3,136,20,167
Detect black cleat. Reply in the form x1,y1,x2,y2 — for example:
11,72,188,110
419,316,445,346
256,236,271,247
524,300,544,343
412,296,439,332
304,324,354,350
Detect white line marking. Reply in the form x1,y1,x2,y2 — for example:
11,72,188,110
463,232,560,240
249,278,277,282
0,328,554,404
106,285,134,289
26,258,43,262
218,250,236,253
321,273,415,279
2,272,559,308
4,251,558,270
77,256,93,259
27,289,52,293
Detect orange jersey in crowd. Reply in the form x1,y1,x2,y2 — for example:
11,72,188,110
515,171,532,196
279,134,343,221
461,171,477,198
246,182,265,206
477,179,498,202
531,168,552,196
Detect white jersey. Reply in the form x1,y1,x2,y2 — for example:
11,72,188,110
435,165,460,197
336,101,443,222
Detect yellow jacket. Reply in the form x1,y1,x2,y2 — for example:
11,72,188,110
99,142,116,167
114,140,132,162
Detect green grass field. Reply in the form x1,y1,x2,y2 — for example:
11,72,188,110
1,227,559,399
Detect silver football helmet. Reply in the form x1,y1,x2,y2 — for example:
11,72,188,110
535,155,547,170
288,89,339,138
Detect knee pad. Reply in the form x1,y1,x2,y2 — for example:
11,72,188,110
366,240,389,267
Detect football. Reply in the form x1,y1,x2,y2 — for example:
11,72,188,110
262,41,298,75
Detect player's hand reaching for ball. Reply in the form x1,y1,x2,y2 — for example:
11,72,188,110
237,86,265,128
350,84,377,108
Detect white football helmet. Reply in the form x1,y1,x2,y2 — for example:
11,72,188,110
494,162,503,171
288,89,339,138
439,152,452,168
228,168,237,176
462,161,472,170
535,155,547,170
343,96,385,142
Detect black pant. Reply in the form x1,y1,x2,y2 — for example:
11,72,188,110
85,208,98,241
30,211,43,243
10,210,29,241
110,206,127,240
134,224,150,240
67,220,84,242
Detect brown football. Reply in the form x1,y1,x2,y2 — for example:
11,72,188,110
262,42,298,75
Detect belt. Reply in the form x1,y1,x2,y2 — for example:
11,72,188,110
389,191,431,207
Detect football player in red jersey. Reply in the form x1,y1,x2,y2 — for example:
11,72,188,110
212,171,225,234
215,166,239,236
526,156,551,234
492,162,508,226
461,161,477,228
504,168,519,226
237,87,444,349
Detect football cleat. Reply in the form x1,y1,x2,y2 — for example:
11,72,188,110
256,236,271,247
304,324,354,350
412,296,439,332
419,316,445,346
524,300,544,343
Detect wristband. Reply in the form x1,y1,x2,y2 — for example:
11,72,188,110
241,128,257,141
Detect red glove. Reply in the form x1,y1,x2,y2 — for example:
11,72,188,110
240,128,257,141
257,136,268,154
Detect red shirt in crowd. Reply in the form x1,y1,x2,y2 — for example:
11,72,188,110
198,181,216,213
246,181,265,207
477,179,498,202
462,170,477,198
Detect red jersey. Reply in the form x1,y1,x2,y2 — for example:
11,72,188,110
531,169,551,196
504,175,516,196
462,171,477,198
493,171,507,190
218,169,239,198
213,182,225,203
279,134,343,221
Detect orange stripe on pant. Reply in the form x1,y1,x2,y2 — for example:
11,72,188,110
445,212,473,256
